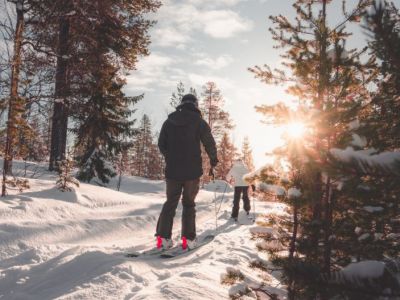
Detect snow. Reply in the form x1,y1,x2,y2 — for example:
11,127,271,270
341,260,385,279
330,147,400,172
257,183,286,196
350,133,367,148
348,119,360,130
358,233,370,241
203,180,233,193
354,227,362,235
0,161,286,299
363,206,384,213
287,188,301,199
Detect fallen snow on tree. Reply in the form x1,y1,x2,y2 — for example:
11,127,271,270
342,260,385,279
257,183,286,196
363,206,384,213
350,133,367,148
330,147,400,172
288,187,301,199
358,233,370,241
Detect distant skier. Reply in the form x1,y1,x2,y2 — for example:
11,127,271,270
156,94,218,251
226,159,253,221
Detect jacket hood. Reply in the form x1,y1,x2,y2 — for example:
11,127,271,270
168,103,201,126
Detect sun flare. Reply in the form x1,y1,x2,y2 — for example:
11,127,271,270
286,121,306,139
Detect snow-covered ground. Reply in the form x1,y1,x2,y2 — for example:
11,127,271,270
0,164,287,299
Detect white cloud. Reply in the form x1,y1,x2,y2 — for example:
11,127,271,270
152,27,190,48
195,54,234,70
200,10,253,38
187,0,247,8
151,1,253,48
188,73,234,92
125,53,178,92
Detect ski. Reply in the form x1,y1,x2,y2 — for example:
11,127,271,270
160,235,215,258
126,247,165,258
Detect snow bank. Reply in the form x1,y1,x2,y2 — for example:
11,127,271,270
0,161,287,299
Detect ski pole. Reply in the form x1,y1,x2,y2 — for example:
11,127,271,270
209,168,218,233
252,195,256,223
252,185,256,223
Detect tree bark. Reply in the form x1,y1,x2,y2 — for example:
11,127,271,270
49,16,70,171
2,1,25,197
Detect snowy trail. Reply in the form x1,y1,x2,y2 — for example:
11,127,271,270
0,175,287,299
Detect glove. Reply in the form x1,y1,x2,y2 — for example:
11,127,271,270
211,159,218,168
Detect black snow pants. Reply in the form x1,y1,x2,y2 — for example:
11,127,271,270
156,178,200,240
231,186,251,218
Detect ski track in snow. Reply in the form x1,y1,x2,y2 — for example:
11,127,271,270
0,166,287,299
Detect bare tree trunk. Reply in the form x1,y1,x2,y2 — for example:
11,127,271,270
49,16,70,171
2,1,25,197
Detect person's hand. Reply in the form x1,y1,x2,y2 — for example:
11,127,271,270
211,159,218,168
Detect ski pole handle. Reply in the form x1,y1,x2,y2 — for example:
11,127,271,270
209,168,215,181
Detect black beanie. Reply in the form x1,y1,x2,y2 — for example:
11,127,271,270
181,94,198,107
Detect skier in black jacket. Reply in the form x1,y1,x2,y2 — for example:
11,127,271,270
156,94,218,250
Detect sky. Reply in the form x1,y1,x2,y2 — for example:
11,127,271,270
124,0,368,168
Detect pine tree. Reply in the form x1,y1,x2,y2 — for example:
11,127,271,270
74,60,141,184
199,81,233,184
200,82,233,142
29,0,162,171
215,132,236,180
170,81,198,109
56,157,79,192
317,1,400,284
170,81,185,109
131,114,154,178
241,136,255,171
249,0,373,297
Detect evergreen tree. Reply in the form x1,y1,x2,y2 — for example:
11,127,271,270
215,132,236,180
250,0,373,297
241,136,255,171
56,157,79,192
314,3,400,290
199,81,233,184
200,82,233,142
170,81,185,109
28,0,162,171
147,140,165,180
131,114,154,178
73,60,141,184
170,81,198,109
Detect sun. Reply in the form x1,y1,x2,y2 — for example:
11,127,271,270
286,121,306,139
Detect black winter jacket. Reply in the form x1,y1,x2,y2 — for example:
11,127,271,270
158,103,218,181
